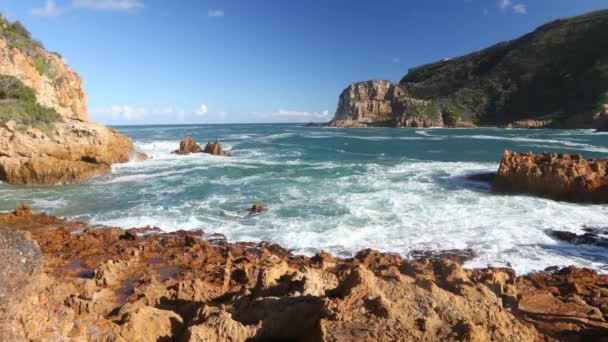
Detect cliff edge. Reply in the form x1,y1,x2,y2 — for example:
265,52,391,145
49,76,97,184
0,17,142,184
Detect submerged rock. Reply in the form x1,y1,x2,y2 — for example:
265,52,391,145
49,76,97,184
549,230,608,248
173,135,202,154
248,203,268,215
493,150,608,203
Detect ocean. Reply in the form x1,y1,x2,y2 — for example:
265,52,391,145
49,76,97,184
2,124,607,274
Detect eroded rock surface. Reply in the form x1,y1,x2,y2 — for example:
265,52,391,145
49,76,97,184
493,150,608,203
0,120,142,184
1,206,606,341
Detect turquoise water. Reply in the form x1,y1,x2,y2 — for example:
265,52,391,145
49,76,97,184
1,124,608,273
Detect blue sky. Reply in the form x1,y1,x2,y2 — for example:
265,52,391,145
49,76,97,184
1,0,606,124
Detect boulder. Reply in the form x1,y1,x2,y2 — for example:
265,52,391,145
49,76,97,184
492,150,608,203
248,203,268,215
173,135,202,154
203,140,231,156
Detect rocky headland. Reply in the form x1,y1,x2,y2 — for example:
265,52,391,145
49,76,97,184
328,10,608,129
0,17,143,185
0,205,607,341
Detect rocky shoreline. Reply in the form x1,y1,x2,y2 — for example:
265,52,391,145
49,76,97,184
0,205,607,341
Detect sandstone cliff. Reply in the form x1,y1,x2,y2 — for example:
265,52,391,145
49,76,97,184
0,17,140,184
331,10,608,129
330,80,472,128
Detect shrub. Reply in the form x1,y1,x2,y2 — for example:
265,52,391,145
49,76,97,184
0,75,62,128
34,57,46,75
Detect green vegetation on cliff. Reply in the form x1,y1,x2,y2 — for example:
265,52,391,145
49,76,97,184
0,15,49,76
399,10,608,126
0,75,62,129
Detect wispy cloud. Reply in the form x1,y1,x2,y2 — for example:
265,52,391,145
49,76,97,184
208,9,224,17
194,104,208,115
498,0,528,14
92,105,146,121
92,104,228,123
512,3,527,14
270,109,330,122
498,0,512,9
72,0,144,11
30,0,144,17
31,0,62,17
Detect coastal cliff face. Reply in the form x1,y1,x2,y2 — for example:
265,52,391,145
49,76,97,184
0,28,89,122
0,17,139,184
2,206,607,341
331,10,608,129
330,80,471,128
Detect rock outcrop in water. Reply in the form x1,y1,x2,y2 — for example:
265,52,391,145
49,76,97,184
493,150,608,203
0,17,142,185
1,206,607,341
203,140,231,156
330,10,608,129
173,135,203,154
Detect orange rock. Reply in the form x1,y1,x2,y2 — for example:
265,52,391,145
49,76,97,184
1,207,607,341
203,140,231,156
173,135,202,154
493,150,608,203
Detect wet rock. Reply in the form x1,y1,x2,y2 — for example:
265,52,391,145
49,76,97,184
467,172,496,183
549,230,608,248
493,150,608,203
13,203,34,217
408,248,478,265
248,203,268,215
173,135,202,154
203,140,231,156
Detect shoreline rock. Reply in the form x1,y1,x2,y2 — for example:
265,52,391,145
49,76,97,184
0,120,142,185
1,206,606,340
493,150,608,203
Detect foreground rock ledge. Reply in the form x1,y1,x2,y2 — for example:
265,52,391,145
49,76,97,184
493,150,608,203
0,120,145,185
0,206,606,341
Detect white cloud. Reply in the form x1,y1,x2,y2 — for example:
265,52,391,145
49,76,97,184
31,0,62,17
92,104,230,123
483,8,489,15
92,105,146,121
392,57,400,63
498,0,512,9
512,3,527,14
208,9,224,17
271,109,331,122
72,0,144,12
194,104,208,115
498,0,528,14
